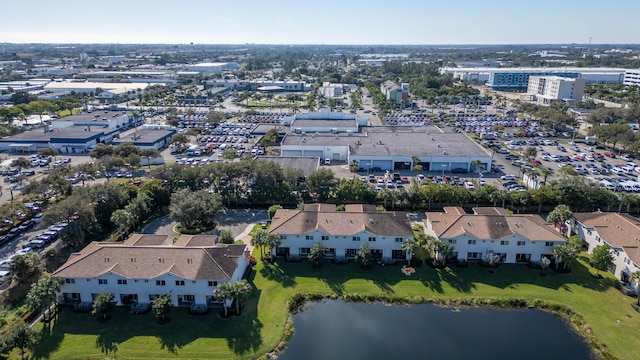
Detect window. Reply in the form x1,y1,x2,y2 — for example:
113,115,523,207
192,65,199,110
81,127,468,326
280,235,287,240
467,252,481,259
208,281,218,287
321,235,329,241
517,241,526,246
175,280,185,286
65,278,75,284
305,235,314,241
467,239,476,245
545,242,554,247
449,239,457,244
500,241,509,246
368,237,376,242
345,248,357,257
299,247,310,255
596,236,601,243
98,279,108,285
395,237,403,243
117,279,127,285
156,280,166,286
352,236,360,242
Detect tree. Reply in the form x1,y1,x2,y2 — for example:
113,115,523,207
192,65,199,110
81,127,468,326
92,292,116,322
402,238,419,266
540,257,551,274
557,166,579,178
10,322,36,360
110,209,134,233
306,168,335,202
523,146,537,160
169,189,225,229
250,228,269,258
151,293,173,321
590,244,614,277
26,272,61,323
355,242,372,268
213,282,234,317
221,148,237,162
38,148,58,160
9,253,41,283
261,128,279,147
231,280,252,315
140,148,161,168
308,241,327,267
425,237,452,266
170,133,189,149
546,204,573,234
218,229,235,244
11,157,31,173
630,271,640,306
250,228,280,259
268,204,282,219
89,143,114,159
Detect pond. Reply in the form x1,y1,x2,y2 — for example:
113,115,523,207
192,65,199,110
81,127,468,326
279,300,591,360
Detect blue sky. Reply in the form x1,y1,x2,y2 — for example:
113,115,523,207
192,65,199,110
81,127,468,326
1,0,638,44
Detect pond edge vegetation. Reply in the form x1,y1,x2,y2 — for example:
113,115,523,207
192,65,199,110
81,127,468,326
270,293,615,360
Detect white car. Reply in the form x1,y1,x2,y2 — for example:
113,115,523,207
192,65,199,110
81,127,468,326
15,247,32,256
500,175,517,180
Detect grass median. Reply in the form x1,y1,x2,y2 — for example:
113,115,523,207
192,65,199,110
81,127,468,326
19,254,640,360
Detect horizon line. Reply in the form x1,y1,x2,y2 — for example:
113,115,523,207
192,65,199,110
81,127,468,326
2,42,640,46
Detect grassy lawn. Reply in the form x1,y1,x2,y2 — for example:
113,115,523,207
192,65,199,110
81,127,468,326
19,254,640,360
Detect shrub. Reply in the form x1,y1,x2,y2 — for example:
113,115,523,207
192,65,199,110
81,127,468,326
455,259,469,267
189,304,208,315
73,302,93,313
130,302,151,315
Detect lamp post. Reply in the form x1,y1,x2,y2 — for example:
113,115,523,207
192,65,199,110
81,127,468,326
441,164,447,179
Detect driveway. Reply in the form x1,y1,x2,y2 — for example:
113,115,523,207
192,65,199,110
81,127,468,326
140,208,269,251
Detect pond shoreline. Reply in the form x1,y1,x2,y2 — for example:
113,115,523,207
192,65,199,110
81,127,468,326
264,293,614,360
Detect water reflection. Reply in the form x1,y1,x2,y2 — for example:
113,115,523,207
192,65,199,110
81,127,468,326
280,300,590,360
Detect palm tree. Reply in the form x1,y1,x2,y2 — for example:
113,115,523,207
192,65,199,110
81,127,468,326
250,229,270,258
26,272,61,324
231,280,252,315
213,282,234,317
630,271,640,306
425,237,451,267
402,238,419,266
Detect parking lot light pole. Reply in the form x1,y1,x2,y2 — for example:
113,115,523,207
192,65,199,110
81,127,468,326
441,164,446,179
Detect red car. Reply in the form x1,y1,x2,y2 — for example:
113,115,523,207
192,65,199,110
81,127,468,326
530,159,542,166
604,152,616,158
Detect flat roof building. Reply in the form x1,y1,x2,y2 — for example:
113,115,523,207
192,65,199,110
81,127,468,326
112,129,176,150
0,126,119,154
623,69,640,87
441,67,626,91
527,76,586,105
281,126,492,172
256,156,320,176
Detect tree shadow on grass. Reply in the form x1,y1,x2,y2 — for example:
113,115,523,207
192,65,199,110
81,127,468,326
437,267,476,293
156,327,184,356
371,278,395,294
30,317,64,360
224,288,264,355
96,334,125,359
317,274,346,296
260,263,297,287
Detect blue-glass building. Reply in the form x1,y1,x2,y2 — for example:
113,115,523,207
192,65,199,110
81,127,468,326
487,71,580,91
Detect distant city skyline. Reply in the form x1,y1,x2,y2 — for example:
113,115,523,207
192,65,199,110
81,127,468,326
1,0,639,45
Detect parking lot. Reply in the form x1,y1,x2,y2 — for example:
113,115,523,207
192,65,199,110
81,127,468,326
488,136,640,192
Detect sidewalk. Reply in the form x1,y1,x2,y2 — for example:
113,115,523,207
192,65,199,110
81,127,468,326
234,223,256,253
